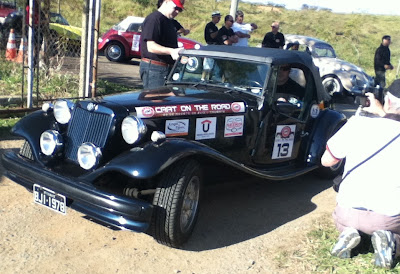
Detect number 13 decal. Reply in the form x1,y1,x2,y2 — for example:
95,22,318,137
272,125,296,159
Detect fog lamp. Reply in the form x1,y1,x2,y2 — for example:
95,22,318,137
40,130,64,156
77,142,102,170
121,116,147,144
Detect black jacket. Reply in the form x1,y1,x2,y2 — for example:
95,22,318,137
374,44,391,72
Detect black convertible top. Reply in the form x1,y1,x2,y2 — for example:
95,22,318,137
181,45,331,102
182,45,315,67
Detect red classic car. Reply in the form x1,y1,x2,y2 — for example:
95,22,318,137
98,16,201,62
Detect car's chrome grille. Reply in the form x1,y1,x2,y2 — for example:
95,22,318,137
65,106,113,162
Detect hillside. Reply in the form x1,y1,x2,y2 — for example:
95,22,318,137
21,0,400,85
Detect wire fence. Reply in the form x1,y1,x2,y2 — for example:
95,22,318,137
0,0,87,113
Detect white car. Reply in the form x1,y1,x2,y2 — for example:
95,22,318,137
285,34,373,96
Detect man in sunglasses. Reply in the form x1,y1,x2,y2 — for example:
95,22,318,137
216,15,238,46
261,21,285,49
276,65,305,103
321,80,400,268
140,0,184,89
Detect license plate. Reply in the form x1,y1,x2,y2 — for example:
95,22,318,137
33,184,66,215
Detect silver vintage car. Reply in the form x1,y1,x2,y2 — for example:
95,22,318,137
285,34,373,96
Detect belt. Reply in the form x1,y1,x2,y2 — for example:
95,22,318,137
142,58,169,67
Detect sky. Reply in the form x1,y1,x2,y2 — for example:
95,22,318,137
241,0,400,16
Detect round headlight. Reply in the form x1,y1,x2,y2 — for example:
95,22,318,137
77,142,102,170
121,116,147,144
40,130,63,156
54,99,73,124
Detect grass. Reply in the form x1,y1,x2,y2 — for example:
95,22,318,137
0,117,20,138
275,215,400,273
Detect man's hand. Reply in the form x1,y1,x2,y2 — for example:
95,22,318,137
363,92,386,117
385,64,394,70
171,47,183,60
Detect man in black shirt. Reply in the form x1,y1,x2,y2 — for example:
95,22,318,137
216,15,238,45
262,21,285,49
140,0,184,89
204,11,221,45
276,65,305,102
374,35,394,88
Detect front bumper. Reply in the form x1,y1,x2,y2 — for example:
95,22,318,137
1,150,153,232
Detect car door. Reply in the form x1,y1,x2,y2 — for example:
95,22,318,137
125,23,142,57
252,64,319,165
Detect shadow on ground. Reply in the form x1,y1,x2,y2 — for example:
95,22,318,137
184,171,332,251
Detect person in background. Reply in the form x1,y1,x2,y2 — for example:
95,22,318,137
140,0,184,89
216,15,238,46
321,80,400,269
201,11,221,81
231,10,257,47
262,21,284,49
204,11,221,45
172,19,190,36
276,64,305,102
374,35,394,88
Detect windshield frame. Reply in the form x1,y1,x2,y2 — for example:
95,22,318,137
166,54,271,98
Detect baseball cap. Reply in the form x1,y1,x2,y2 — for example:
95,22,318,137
212,11,221,17
387,79,400,98
171,0,184,9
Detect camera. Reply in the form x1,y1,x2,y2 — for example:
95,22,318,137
350,85,384,107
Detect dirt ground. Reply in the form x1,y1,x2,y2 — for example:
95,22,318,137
0,138,337,274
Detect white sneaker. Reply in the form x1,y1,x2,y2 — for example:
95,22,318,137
371,230,396,268
331,227,361,258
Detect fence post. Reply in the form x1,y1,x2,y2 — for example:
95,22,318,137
79,0,89,98
27,0,35,109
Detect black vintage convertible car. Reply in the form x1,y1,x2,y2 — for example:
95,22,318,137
2,46,346,248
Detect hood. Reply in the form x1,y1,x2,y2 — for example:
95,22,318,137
99,85,252,117
50,23,82,41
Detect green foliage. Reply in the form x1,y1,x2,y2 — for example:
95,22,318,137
0,117,19,139
276,216,400,272
95,0,400,85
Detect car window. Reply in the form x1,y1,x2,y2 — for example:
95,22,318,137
169,56,270,97
312,43,336,58
270,64,316,120
127,23,142,32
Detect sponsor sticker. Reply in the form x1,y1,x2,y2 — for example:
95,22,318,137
224,116,244,137
165,119,189,137
310,104,320,118
272,125,296,159
195,117,217,140
131,34,140,52
135,102,245,118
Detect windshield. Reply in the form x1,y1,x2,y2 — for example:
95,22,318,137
312,43,336,58
169,56,270,96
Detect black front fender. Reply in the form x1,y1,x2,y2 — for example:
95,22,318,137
307,109,347,165
83,139,225,181
12,110,56,161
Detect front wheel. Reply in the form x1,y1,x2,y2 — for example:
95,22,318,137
105,41,125,62
151,159,202,248
322,75,343,96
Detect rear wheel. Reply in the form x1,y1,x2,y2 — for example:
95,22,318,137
105,41,125,62
150,159,202,248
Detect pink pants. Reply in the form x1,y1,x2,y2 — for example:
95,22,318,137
333,204,400,257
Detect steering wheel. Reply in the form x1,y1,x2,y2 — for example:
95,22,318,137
248,80,263,88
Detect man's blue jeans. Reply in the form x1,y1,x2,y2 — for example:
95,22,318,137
140,61,171,89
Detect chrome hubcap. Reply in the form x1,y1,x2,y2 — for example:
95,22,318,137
107,45,122,60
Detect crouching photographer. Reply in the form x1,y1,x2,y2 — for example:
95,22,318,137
321,80,400,268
